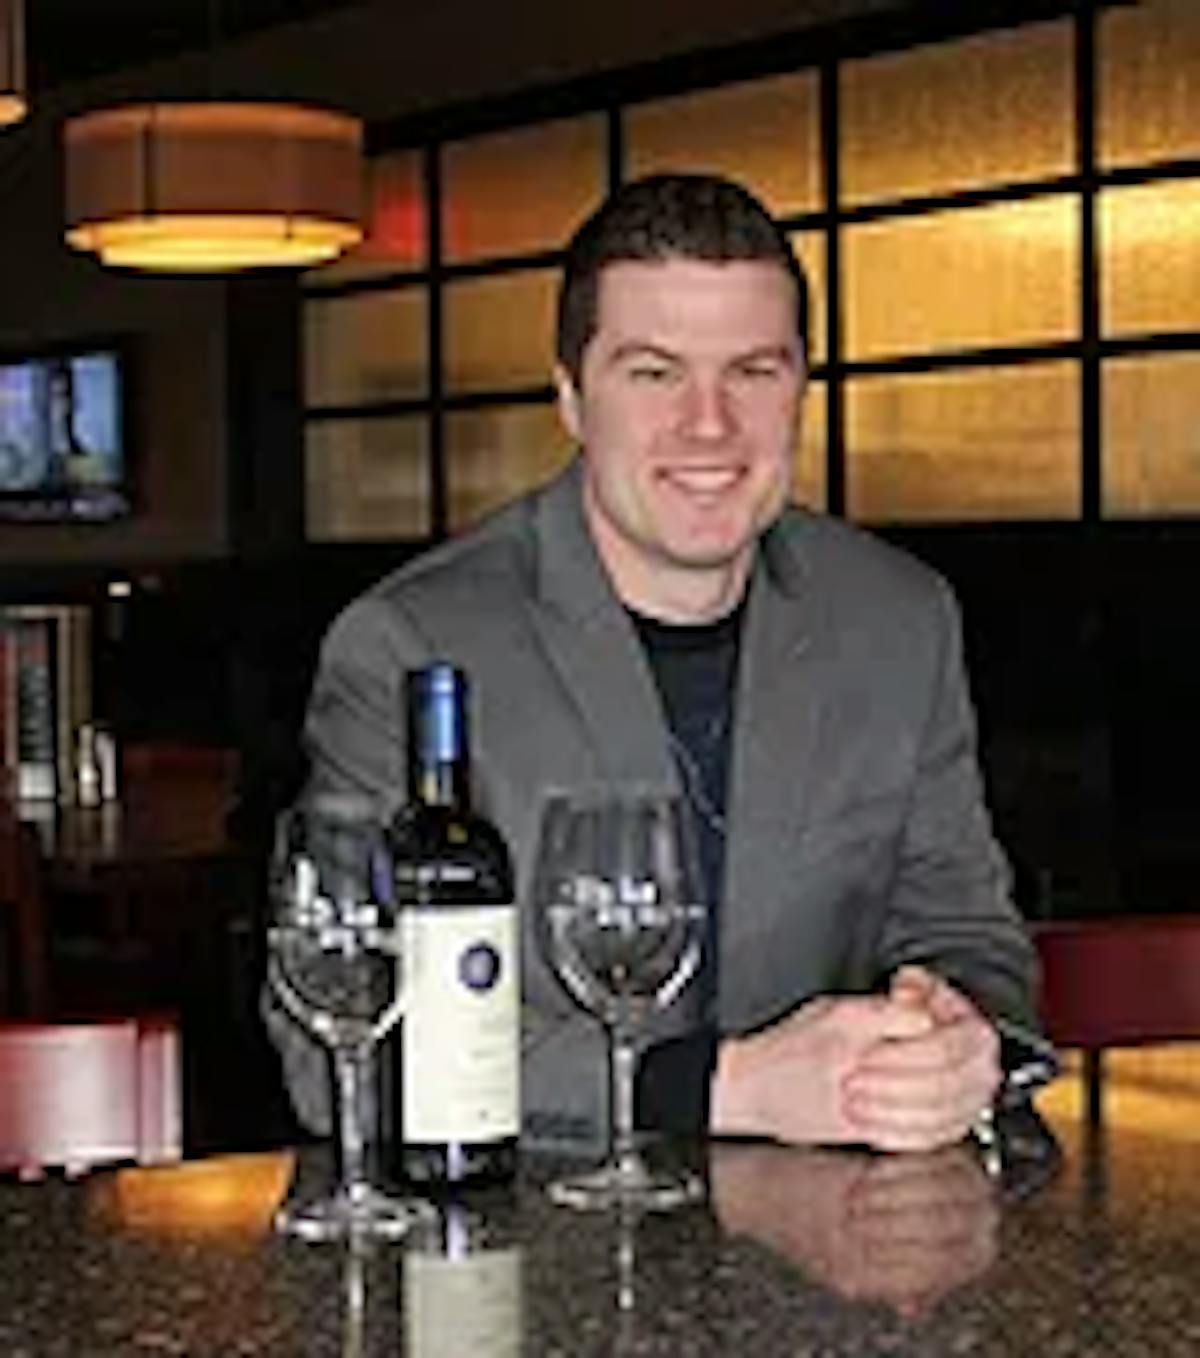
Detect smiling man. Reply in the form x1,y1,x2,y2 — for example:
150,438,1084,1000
279,174,1045,1154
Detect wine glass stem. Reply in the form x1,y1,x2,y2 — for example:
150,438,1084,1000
334,1043,368,1199
610,1025,638,1173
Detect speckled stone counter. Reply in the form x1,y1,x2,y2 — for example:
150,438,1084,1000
1,1113,1198,1356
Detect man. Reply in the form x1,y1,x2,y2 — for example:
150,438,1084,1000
283,173,1044,1152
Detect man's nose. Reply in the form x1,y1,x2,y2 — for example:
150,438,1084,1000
678,378,736,441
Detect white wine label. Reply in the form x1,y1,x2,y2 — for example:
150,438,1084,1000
402,905,520,1142
405,1248,523,1358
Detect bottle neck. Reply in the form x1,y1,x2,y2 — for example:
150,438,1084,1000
409,757,472,811
405,663,473,813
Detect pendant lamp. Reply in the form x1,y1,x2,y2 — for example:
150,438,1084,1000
63,102,364,272
0,0,26,128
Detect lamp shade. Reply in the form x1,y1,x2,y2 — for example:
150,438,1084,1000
64,102,364,271
0,0,25,128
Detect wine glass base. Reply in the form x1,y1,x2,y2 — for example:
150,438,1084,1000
275,1184,436,1243
547,1158,705,1213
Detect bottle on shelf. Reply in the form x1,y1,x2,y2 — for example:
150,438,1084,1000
387,662,520,1187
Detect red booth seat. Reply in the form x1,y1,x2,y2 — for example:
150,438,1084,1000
0,1016,181,1178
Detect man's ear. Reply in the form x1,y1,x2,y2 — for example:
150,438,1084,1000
553,362,584,443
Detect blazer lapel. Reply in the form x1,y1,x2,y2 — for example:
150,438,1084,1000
719,514,832,1028
525,462,676,790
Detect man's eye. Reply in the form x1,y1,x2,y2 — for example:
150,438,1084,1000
734,361,785,380
629,364,673,382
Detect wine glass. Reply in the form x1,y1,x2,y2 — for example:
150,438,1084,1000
267,791,434,1241
532,787,708,1211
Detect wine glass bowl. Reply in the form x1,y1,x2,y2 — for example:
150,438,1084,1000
270,866,401,1043
544,869,704,1028
533,789,708,1212
267,793,434,1241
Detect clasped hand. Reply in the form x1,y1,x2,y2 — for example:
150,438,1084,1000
711,965,1000,1152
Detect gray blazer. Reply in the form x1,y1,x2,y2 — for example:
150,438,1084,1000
272,460,1037,1147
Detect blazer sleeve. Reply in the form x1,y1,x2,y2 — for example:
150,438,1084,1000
872,579,1040,1035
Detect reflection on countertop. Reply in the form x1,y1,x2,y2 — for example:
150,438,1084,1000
0,1052,1197,1355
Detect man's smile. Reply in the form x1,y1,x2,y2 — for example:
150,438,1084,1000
655,465,746,498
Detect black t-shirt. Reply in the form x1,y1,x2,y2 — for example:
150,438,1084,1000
628,601,743,923
627,599,746,1135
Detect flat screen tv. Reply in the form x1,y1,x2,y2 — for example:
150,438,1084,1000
0,343,130,522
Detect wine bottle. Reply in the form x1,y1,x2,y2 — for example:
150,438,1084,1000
387,662,520,1186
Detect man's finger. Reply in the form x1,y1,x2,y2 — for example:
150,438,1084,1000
890,966,982,1026
842,1056,999,1146
853,1018,997,1078
845,1082,992,1138
889,964,938,1008
846,1052,999,1118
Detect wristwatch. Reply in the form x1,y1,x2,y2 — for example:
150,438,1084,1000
972,1017,1061,1184
992,1016,1060,1110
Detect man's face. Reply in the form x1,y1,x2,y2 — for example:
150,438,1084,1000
555,257,806,618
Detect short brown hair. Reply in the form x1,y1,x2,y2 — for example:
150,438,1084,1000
556,173,810,383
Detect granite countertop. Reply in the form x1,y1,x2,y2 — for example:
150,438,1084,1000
1,1111,1199,1357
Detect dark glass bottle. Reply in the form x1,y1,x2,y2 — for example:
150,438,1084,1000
387,663,519,1187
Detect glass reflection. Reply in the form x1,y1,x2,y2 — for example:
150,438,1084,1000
340,1236,370,1358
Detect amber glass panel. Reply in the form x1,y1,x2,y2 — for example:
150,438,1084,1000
625,72,820,217
1101,181,1200,338
307,150,426,285
306,417,430,540
1100,0,1200,168
845,364,1079,522
788,231,827,369
844,197,1077,361
841,21,1072,205
304,288,427,407
445,404,574,532
1104,354,1200,515
444,269,558,395
442,116,605,263
794,379,827,512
